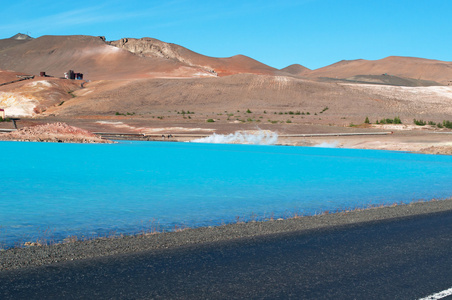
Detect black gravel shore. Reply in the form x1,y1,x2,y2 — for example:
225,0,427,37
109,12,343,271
1,199,452,271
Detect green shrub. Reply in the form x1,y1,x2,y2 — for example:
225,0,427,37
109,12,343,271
206,119,215,122
413,119,426,126
320,106,329,113
443,120,452,129
246,109,252,113
364,117,370,124
380,117,402,124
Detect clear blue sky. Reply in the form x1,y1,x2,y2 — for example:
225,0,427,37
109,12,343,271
1,0,450,70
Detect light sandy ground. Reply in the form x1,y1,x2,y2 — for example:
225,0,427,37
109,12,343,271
3,118,451,154
95,121,215,134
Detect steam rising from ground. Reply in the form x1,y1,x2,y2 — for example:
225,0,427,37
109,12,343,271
193,130,278,145
314,141,340,148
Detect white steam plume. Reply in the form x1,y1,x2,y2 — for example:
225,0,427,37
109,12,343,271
314,141,339,148
192,130,278,145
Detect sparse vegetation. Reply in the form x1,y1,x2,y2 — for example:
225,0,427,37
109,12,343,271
286,119,292,123
177,110,195,115
206,118,215,122
320,106,329,113
379,117,402,124
58,101,65,106
413,119,426,126
0,117,11,122
246,109,252,113
67,91,76,98
412,119,452,128
442,120,452,129
364,117,370,124
115,112,135,116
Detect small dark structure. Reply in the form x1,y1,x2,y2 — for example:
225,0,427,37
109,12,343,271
64,70,83,80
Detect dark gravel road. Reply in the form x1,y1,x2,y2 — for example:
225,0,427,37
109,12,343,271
2,207,452,299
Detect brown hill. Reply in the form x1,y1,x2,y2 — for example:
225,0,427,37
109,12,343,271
319,74,443,87
0,33,33,51
0,35,203,80
108,37,280,77
0,35,280,80
307,56,452,85
280,64,311,76
42,73,452,125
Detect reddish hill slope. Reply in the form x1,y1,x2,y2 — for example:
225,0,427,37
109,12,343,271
0,33,33,51
0,35,281,80
280,64,311,76
109,37,280,77
307,56,452,84
0,35,202,80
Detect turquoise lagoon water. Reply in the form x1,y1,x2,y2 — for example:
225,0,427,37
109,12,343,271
1,140,452,247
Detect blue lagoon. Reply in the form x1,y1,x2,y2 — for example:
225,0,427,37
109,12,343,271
1,140,452,248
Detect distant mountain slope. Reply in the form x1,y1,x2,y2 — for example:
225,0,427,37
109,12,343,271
108,37,280,77
0,33,33,51
319,74,443,87
280,64,311,76
0,35,205,80
10,33,33,40
307,56,452,85
0,35,281,80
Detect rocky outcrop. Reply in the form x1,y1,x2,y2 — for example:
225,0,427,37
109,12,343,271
110,37,188,61
0,122,112,143
109,37,217,75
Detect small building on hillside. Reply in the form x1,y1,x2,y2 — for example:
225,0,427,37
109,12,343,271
0,108,5,120
64,70,83,80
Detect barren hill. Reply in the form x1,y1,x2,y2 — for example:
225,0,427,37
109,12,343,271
1,33,452,139
280,64,311,76
307,56,452,85
0,35,205,80
0,35,281,80
0,33,33,51
109,37,280,77
41,73,452,127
